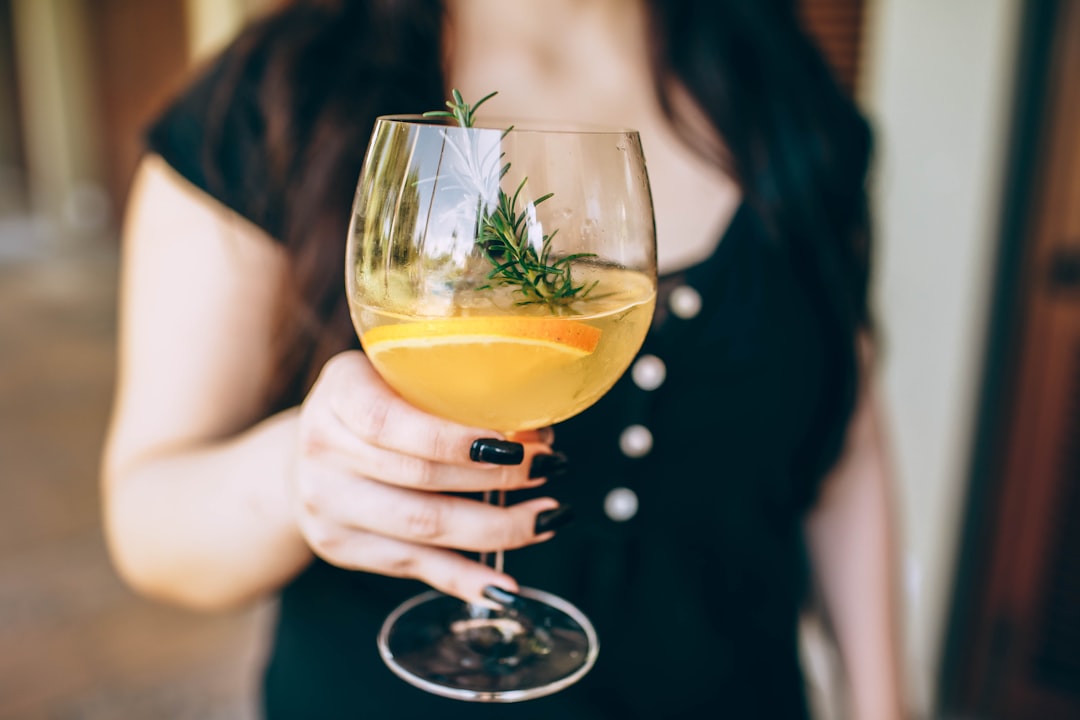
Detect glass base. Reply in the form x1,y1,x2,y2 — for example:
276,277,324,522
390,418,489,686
378,587,599,702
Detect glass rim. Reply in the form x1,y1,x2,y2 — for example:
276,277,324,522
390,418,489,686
375,114,641,137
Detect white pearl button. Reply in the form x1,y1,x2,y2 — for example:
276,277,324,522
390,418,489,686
669,285,702,319
604,487,639,522
619,424,653,458
631,354,666,391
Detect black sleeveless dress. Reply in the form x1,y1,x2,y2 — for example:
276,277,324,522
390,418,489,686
147,38,833,720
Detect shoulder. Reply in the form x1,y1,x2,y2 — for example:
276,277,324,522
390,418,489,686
143,43,270,237
142,4,346,239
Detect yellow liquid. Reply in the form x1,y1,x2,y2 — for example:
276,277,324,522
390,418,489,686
352,268,655,432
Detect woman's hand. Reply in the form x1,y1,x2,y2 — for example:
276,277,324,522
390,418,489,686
292,350,567,605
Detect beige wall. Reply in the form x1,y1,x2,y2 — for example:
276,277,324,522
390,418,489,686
11,0,105,232
185,0,245,60
859,0,1023,711
185,0,273,60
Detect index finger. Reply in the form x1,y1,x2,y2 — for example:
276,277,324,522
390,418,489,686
322,351,518,465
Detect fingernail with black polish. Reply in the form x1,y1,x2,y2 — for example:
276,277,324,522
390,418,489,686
470,439,524,465
483,585,522,608
534,505,576,535
529,452,569,479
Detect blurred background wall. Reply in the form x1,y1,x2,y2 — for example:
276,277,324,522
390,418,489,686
0,2,274,719
861,0,1022,711
1,0,1076,718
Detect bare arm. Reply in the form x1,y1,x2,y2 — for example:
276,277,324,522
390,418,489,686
102,156,312,609
102,156,560,611
804,361,907,719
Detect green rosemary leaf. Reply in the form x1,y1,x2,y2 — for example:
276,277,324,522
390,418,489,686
487,259,522,278
472,91,498,114
554,252,597,266
510,176,528,212
426,90,597,310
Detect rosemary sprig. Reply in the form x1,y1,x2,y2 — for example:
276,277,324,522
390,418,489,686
423,91,597,309
423,89,498,129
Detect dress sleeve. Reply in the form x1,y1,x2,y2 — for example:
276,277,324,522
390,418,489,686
144,44,283,240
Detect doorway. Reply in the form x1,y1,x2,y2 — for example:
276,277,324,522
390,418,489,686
943,0,1080,717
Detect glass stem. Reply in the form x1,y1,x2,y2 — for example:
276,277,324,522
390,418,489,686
478,490,507,574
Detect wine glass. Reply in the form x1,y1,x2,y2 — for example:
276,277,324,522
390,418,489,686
345,109,657,702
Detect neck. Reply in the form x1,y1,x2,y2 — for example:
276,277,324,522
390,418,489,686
445,0,637,37
442,0,652,118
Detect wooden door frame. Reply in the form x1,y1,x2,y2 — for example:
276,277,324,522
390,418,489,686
941,0,1080,715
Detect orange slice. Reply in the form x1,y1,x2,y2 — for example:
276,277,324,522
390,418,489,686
361,316,601,357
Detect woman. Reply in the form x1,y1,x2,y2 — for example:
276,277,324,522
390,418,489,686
102,0,905,716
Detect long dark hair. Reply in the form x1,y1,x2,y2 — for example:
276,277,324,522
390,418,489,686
202,0,871,506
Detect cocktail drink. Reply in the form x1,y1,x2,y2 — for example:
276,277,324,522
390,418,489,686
357,268,655,432
346,94,657,701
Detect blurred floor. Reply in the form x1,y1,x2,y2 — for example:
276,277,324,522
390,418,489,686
0,226,269,719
